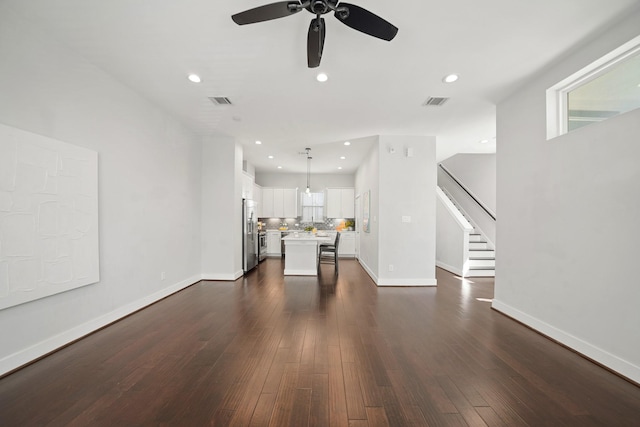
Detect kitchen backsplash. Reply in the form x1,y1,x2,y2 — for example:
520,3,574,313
261,217,355,231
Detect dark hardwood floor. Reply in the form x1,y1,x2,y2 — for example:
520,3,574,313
1,259,639,426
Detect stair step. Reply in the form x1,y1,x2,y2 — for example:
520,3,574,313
469,249,495,258
468,259,495,268
468,234,485,242
469,242,489,250
466,269,496,277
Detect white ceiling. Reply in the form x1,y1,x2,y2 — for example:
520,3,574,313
4,0,638,173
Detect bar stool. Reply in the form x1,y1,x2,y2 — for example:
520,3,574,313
318,232,340,273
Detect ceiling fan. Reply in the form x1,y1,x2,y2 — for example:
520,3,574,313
232,0,398,68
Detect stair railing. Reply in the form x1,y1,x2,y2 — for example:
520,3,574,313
438,164,496,221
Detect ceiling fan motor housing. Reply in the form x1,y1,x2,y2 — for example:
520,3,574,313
307,0,338,15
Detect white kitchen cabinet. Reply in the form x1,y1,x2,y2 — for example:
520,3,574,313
260,187,298,218
253,183,262,217
283,188,298,218
273,189,284,217
242,172,254,199
262,188,274,217
325,188,355,219
325,230,355,257
338,231,356,257
266,231,281,255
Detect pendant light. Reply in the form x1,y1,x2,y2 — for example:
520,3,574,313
305,147,312,195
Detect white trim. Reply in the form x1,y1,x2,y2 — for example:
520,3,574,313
492,299,640,384
436,261,464,277
436,186,474,231
546,34,640,140
358,258,378,285
376,278,437,287
284,269,318,276
0,274,202,377
201,271,243,281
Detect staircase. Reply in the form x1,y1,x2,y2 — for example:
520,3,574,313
467,232,495,277
440,187,495,277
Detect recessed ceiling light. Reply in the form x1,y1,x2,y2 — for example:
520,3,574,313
344,141,351,146
340,156,346,160
442,74,459,83
479,139,489,144
255,140,262,145
188,74,201,83
338,167,343,170
268,155,274,159
316,73,328,82
277,166,282,169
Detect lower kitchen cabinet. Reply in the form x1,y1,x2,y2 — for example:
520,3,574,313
338,231,356,257
326,231,356,257
266,231,281,255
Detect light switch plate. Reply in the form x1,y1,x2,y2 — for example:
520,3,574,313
402,216,411,223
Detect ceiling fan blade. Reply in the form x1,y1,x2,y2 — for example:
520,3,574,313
232,1,302,25
307,17,326,68
334,3,398,41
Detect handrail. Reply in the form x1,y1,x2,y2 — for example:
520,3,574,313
438,164,496,221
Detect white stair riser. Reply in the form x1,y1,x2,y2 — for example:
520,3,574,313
468,234,484,242
469,250,495,259
469,242,489,250
466,269,495,277
468,259,495,268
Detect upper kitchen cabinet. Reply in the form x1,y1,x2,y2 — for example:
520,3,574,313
242,172,254,200
253,183,262,217
261,187,298,218
325,188,355,218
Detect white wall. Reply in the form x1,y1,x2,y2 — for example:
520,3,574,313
355,135,437,286
201,138,243,280
494,9,640,383
355,138,380,281
0,7,203,375
436,188,473,276
441,153,496,214
256,172,355,190
378,136,437,286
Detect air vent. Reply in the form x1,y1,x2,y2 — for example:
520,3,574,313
209,97,233,106
423,97,449,106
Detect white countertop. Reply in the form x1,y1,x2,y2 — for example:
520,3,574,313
282,233,331,242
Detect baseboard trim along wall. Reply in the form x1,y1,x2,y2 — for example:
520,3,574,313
201,271,243,281
358,259,437,287
492,299,640,385
376,278,438,287
435,261,463,277
0,274,202,377
358,259,379,286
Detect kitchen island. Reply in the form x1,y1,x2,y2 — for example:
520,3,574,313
282,233,332,276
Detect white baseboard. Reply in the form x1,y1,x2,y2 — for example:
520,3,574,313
358,259,379,285
0,274,201,377
436,261,463,276
492,299,640,384
376,278,437,287
358,259,437,287
201,271,243,281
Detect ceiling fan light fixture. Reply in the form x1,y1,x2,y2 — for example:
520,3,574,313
316,73,328,82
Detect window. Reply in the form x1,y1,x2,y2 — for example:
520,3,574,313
301,192,324,223
546,35,640,139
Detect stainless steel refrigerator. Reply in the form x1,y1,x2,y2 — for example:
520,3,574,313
243,199,258,273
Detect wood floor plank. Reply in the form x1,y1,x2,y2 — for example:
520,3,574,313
1,261,640,426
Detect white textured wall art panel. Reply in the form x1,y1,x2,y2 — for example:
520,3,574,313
0,123,99,309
